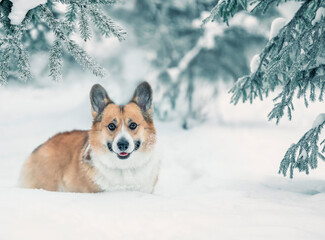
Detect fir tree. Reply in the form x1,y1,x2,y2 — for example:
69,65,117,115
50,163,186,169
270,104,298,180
0,0,126,84
205,0,325,177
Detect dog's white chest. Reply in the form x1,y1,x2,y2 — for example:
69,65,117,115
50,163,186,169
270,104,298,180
91,151,160,193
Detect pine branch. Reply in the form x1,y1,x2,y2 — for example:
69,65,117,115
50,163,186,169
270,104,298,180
250,0,282,13
0,0,12,31
204,0,325,177
279,116,325,178
79,5,92,41
202,0,247,26
66,2,77,22
203,0,308,26
39,5,105,77
12,35,32,81
229,73,264,104
226,0,325,123
53,0,118,4
65,39,105,77
49,40,63,81
0,47,10,85
89,6,126,41
0,0,124,82
267,65,325,123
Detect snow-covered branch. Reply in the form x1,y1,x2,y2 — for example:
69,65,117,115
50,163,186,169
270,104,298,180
279,114,325,178
205,0,325,177
227,0,325,123
0,0,125,84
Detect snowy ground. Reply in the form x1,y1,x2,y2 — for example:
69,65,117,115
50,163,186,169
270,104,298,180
1,81,325,240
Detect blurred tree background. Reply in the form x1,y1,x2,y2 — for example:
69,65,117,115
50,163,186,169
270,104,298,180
109,0,274,127
1,0,278,127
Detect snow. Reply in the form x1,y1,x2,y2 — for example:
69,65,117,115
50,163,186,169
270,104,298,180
312,7,325,25
298,149,307,160
2,81,325,239
312,113,325,128
230,12,261,35
250,54,260,73
8,0,47,25
269,17,287,40
277,1,302,21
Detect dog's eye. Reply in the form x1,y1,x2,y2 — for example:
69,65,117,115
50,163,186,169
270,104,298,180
129,122,137,130
107,123,116,131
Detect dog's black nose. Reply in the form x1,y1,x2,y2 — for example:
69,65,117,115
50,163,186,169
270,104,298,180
117,138,129,151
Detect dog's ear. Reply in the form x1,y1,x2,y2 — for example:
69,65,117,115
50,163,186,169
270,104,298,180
131,81,153,116
90,84,113,119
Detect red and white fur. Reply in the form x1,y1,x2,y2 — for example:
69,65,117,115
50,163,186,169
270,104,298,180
20,82,159,193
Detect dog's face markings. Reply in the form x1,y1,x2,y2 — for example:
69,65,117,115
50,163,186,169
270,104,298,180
90,82,156,160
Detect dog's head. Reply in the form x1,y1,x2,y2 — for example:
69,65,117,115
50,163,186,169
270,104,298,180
88,82,156,168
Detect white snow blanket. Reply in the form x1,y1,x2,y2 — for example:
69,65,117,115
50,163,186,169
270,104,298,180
1,82,325,240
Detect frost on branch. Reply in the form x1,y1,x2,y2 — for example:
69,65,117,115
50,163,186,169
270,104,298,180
225,0,325,124
279,114,325,178
0,0,126,83
8,0,47,25
202,0,247,25
206,0,325,177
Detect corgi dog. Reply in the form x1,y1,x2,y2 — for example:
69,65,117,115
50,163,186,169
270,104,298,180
20,82,159,193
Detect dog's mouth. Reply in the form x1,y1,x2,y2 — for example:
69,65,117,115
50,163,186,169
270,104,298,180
107,140,141,160
117,152,130,160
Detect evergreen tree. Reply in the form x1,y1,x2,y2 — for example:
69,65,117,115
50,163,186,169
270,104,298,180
205,0,325,177
0,0,126,85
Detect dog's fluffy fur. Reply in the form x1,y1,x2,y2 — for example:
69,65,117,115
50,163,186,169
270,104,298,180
20,82,159,193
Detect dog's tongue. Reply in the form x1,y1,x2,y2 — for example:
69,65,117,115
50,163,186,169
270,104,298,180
119,152,128,156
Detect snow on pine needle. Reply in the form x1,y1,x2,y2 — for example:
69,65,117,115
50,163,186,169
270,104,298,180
0,0,126,83
8,0,47,25
268,17,286,40
279,113,325,178
215,0,325,124
205,0,325,177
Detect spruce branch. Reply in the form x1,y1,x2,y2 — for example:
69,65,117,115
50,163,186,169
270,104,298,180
89,6,126,41
210,0,325,123
202,0,248,25
79,4,92,41
204,0,309,26
0,47,10,85
53,0,118,4
229,73,264,104
66,3,77,22
0,0,12,31
205,0,325,177
49,40,63,81
279,117,325,178
0,0,124,82
39,4,105,77
11,34,32,81
65,39,105,77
